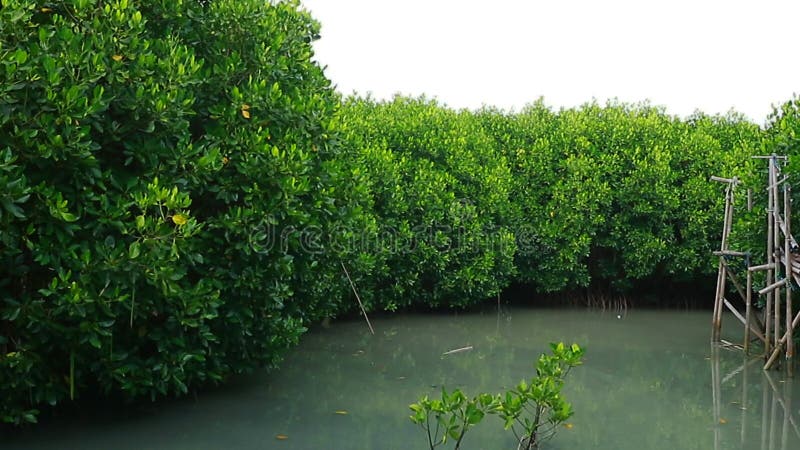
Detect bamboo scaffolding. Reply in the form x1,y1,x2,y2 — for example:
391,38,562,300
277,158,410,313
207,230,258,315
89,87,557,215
711,155,799,375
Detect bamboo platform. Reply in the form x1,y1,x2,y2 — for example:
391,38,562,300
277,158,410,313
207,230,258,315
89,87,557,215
711,154,797,375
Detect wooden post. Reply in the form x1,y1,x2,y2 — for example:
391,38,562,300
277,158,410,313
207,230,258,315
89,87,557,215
785,184,794,377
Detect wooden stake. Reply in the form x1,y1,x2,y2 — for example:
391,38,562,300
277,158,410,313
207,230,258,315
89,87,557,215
341,262,374,335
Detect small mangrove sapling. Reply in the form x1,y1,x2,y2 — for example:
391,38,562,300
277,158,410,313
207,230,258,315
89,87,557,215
495,342,585,449
409,388,497,450
408,342,585,450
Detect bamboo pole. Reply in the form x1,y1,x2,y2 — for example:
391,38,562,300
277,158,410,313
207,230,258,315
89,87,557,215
745,259,753,353
774,159,782,362
785,184,794,377
713,250,750,257
713,185,734,341
753,155,789,160
766,158,775,357
750,263,777,272
724,298,767,343
710,175,736,184
712,263,724,342
722,259,749,303
766,175,790,192
759,278,789,296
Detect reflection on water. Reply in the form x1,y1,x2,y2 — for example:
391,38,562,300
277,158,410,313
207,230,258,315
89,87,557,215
710,343,799,450
2,308,799,449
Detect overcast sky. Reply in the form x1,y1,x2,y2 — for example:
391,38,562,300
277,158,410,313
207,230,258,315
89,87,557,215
300,0,799,124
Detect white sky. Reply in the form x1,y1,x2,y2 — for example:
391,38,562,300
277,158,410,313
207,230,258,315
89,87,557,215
300,0,800,124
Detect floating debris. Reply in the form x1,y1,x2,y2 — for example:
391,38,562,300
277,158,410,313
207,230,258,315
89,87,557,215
442,346,473,356
335,410,348,415
275,434,289,440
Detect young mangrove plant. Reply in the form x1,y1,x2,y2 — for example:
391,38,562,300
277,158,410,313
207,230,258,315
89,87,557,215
409,342,584,450
496,342,585,450
409,388,497,450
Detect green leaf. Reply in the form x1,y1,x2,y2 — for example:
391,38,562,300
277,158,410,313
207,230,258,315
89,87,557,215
2,199,25,219
14,49,28,64
129,241,140,259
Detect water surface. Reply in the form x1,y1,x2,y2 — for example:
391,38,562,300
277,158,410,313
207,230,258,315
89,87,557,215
3,307,799,449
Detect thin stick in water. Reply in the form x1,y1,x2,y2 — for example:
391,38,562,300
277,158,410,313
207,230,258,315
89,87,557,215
341,262,374,335
442,346,473,356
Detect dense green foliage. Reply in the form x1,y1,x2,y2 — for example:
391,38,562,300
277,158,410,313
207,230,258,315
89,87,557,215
0,0,793,426
339,97,517,310
345,97,761,298
0,0,369,424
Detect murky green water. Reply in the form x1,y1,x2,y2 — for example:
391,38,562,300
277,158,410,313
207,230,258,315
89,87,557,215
3,307,800,449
